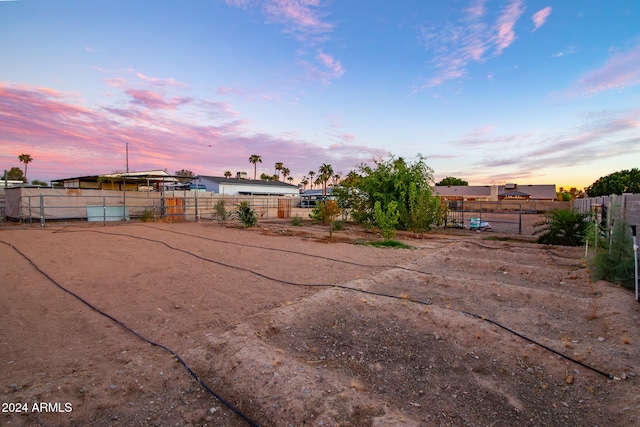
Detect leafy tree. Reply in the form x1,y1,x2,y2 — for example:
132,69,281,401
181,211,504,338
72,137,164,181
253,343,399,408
374,200,399,240
19,154,33,182
334,155,443,232
436,176,468,186
175,169,194,183
310,200,342,238
260,173,278,181
2,167,25,181
249,154,262,180
533,209,590,246
557,187,584,201
586,168,640,197
31,180,48,186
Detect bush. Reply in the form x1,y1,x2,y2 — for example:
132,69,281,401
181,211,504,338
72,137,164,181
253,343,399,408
533,209,589,246
291,214,304,226
333,220,344,231
591,220,635,290
140,209,153,222
237,201,257,228
213,199,228,223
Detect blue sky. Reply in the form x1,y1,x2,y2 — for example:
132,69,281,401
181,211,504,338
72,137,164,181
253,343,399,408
1,0,639,189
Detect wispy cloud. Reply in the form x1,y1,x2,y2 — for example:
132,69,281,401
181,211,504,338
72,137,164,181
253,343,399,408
532,6,551,31
262,0,334,42
226,0,343,86
417,0,526,90
465,108,640,182
576,43,640,93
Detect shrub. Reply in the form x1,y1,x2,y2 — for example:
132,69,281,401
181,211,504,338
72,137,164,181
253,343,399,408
591,220,635,289
291,214,304,226
333,220,344,231
237,201,257,228
533,209,589,246
213,199,228,223
140,209,153,222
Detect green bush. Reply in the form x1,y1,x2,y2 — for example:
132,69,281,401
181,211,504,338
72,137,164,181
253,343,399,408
591,220,635,289
237,201,257,228
533,209,589,246
140,209,153,222
333,220,344,231
291,214,304,226
213,199,228,223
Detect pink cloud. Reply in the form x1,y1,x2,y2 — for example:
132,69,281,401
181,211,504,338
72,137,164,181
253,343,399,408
316,50,345,78
0,82,383,182
532,6,551,31
492,0,525,54
125,89,192,110
577,44,640,93
262,0,334,41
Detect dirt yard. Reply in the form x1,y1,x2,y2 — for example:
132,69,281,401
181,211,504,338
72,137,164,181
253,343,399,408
1,218,639,427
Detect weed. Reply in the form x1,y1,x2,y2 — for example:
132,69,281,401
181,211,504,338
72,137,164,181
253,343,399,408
291,214,304,226
370,240,413,249
213,199,229,223
140,209,154,222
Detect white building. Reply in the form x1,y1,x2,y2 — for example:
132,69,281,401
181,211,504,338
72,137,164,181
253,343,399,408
197,174,299,196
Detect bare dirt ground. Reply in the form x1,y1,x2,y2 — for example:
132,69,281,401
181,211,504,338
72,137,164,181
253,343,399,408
1,217,639,427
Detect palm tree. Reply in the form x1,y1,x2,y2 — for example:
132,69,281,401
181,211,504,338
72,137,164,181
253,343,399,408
318,163,333,197
301,177,309,190
281,167,290,182
308,170,315,190
249,154,262,180
275,162,283,180
224,171,232,179
18,154,33,183
332,173,342,186
287,176,294,184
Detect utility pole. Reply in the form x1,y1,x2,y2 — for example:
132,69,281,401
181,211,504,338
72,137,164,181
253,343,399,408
125,142,129,173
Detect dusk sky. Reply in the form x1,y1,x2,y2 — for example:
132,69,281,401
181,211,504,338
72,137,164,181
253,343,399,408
1,0,639,189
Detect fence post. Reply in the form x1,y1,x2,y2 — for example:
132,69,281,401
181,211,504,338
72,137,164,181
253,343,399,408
103,196,106,226
519,203,522,234
40,194,45,228
632,225,638,303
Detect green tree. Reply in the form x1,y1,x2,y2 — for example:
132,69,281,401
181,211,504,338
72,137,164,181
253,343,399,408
19,153,33,183
2,167,25,181
300,177,309,190
374,200,399,240
436,176,468,186
175,169,194,183
249,154,262,180
335,155,442,233
533,209,590,246
31,180,48,186
586,168,640,197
